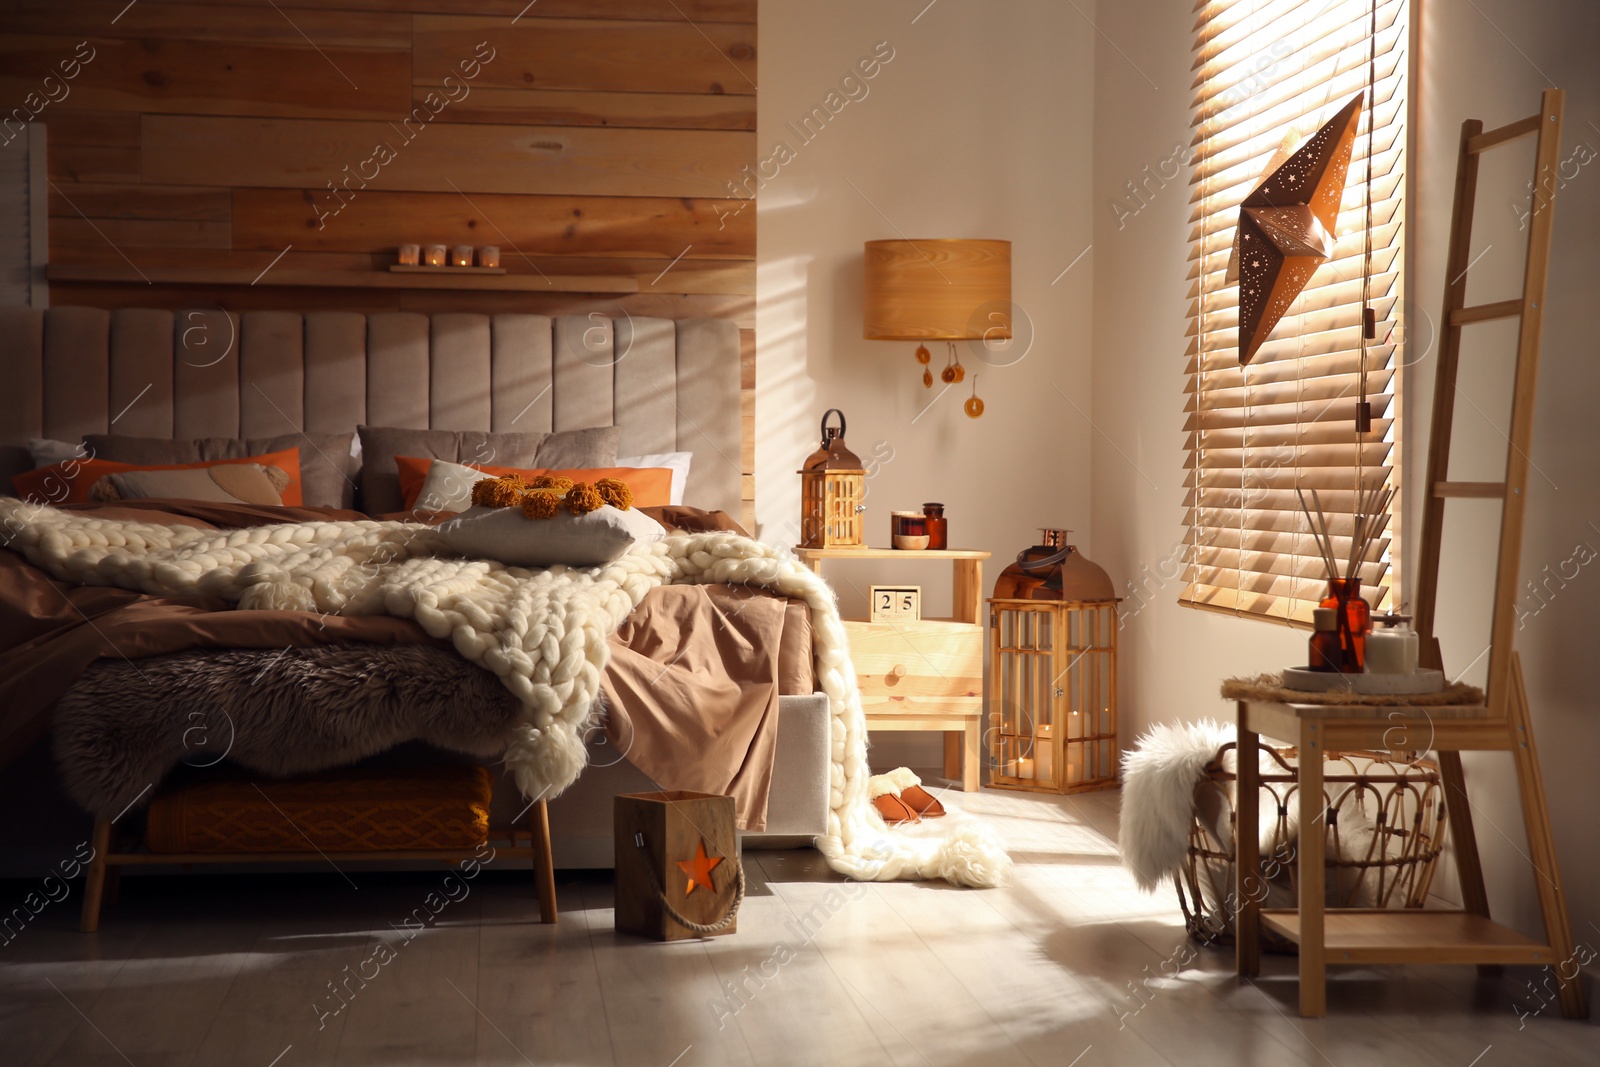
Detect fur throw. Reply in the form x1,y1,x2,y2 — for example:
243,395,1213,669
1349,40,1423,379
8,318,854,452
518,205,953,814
2,500,1010,888
54,645,519,818
1120,719,1236,891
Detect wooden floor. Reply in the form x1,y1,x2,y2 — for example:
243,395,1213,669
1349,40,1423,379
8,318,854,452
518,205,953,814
2,783,1594,1066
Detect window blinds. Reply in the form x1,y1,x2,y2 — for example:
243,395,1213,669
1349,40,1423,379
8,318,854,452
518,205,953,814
1182,0,1407,624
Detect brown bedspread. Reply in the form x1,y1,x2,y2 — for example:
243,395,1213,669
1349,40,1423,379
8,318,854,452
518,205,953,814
0,500,808,828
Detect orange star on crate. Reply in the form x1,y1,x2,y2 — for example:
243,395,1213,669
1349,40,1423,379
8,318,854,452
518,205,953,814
677,838,723,897
1228,92,1363,365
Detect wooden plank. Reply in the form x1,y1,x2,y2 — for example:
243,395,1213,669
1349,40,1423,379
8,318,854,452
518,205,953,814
796,548,993,561
48,144,139,183
0,1,412,49
1448,298,1521,325
187,0,756,20
48,263,634,291
1432,480,1505,499
0,35,411,120
424,87,755,130
142,115,753,198
48,243,753,293
738,327,754,388
232,188,753,259
1466,113,1541,154
41,110,141,147
415,15,756,96
50,217,231,253
49,182,231,222
1259,910,1554,965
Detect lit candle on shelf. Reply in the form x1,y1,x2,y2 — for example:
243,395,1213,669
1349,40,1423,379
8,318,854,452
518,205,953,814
477,246,500,268
423,245,447,267
397,243,420,266
1016,757,1035,780
450,245,474,268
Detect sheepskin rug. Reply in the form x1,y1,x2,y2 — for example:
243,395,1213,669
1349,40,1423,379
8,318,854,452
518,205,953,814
2,499,1010,888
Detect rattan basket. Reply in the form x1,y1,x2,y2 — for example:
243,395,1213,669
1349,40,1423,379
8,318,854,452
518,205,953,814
1177,742,1446,947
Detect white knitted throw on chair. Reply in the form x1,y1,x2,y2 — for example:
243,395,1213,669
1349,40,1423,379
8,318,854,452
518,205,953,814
0,500,1009,888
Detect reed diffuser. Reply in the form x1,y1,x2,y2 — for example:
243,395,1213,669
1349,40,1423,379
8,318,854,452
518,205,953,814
1296,482,1393,672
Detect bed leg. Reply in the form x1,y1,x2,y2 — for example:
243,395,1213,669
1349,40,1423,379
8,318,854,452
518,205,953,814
531,798,557,924
80,818,112,933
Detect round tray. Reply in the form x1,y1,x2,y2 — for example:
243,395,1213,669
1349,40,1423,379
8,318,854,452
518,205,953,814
1281,666,1446,695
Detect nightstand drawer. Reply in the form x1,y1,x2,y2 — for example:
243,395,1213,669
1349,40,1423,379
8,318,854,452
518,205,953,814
843,621,982,711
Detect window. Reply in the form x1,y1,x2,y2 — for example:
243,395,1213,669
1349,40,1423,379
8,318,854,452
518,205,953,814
1182,0,1408,624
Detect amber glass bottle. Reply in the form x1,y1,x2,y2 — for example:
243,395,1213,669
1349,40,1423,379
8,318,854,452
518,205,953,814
1308,607,1345,672
922,503,948,550
1320,577,1371,671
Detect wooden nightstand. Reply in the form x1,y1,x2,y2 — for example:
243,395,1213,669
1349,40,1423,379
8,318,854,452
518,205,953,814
796,547,990,792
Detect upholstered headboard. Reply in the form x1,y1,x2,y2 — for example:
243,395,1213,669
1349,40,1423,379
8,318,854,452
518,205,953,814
0,307,743,516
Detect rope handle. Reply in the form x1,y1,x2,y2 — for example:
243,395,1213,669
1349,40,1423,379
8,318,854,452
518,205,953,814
633,832,744,936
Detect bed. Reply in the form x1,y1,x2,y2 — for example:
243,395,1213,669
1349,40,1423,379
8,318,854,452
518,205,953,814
0,306,833,918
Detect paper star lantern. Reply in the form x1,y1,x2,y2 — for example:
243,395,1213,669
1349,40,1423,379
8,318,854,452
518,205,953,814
1230,92,1363,365
677,838,723,896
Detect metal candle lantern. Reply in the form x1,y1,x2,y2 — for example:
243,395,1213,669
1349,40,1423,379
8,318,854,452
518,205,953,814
988,529,1120,793
798,408,866,549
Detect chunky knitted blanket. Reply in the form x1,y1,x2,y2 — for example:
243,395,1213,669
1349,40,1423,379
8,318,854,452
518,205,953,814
0,500,1009,887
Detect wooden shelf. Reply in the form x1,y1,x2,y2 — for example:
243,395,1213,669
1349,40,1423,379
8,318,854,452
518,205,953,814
1259,910,1555,966
46,264,639,294
794,547,991,561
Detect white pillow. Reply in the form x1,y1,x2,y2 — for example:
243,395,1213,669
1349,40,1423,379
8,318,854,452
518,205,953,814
29,437,86,469
436,504,666,567
616,451,692,506
412,458,486,513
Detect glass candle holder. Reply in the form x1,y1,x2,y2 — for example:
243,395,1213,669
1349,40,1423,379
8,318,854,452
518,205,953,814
396,243,420,266
477,246,500,268
423,245,447,267
450,245,474,268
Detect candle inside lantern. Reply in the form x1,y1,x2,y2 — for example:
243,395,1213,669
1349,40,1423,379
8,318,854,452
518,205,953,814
423,245,447,267
450,245,474,268
477,246,500,268
1066,745,1083,785
397,243,420,266
1016,756,1035,780
1036,742,1053,783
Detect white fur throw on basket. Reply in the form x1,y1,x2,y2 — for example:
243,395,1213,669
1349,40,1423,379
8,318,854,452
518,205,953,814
0,500,1010,889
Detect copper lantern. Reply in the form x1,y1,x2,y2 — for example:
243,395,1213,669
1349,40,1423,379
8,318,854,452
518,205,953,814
798,408,866,549
988,529,1120,793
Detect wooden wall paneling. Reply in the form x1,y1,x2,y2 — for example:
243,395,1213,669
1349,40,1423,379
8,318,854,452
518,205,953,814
141,116,752,199
426,88,754,131
413,16,755,96
231,188,752,259
51,218,230,254
0,2,412,49
47,146,140,184
42,112,141,148
178,0,756,24
49,183,230,222
0,36,412,120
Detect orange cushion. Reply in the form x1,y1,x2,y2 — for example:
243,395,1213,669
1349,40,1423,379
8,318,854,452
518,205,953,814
393,456,674,512
15,447,305,506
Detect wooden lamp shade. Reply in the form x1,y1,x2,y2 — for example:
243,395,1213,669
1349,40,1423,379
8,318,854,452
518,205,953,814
863,239,1012,340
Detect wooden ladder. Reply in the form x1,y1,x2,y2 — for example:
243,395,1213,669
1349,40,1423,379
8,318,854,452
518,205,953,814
1411,86,1585,1019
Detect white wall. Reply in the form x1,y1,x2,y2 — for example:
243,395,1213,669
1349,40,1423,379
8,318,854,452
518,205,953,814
757,2,1097,767
1092,0,1600,939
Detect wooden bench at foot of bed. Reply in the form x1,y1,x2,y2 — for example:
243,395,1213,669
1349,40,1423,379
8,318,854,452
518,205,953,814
79,766,556,931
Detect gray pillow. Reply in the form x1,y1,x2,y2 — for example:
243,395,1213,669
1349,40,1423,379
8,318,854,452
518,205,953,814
436,504,665,568
84,432,358,510
356,425,618,515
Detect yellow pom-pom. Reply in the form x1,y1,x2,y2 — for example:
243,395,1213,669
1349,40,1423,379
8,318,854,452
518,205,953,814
530,474,574,493
563,482,604,516
471,476,525,509
594,477,633,511
519,488,561,520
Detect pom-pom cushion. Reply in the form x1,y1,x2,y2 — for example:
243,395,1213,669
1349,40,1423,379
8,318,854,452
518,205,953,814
400,457,674,513
358,425,617,514
436,503,666,567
